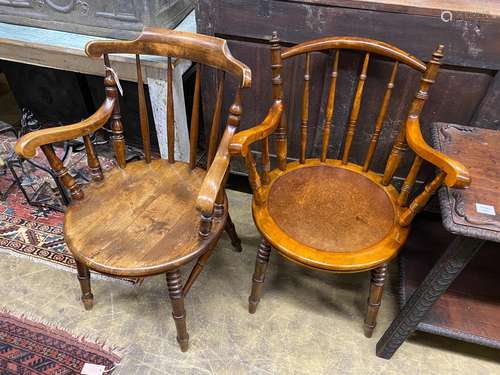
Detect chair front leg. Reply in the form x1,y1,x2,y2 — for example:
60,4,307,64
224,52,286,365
166,269,189,352
225,213,242,252
248,239,272,314
75,260,93,310
364,263,388,338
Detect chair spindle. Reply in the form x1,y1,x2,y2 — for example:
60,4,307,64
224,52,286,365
261,138,270,184
342,52,370,164
41,145,84,200
214,169,229,218
216,89,243,206
166,57,175,163
381,126,406,186
363,61,399,172
207,71,225,167
182,248,214,296
135,55,152,163
104,56,126,169
397,155,423,207
246,151,264,205
83,135,103,181
271,32,287,171
189,64,202,169
399,171,444,226
199,213,212,236
300,53,311,164
382,45,444,186
320,50,340,162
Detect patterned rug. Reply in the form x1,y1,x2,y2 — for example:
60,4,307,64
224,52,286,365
0,310,121,374
0,134,138,284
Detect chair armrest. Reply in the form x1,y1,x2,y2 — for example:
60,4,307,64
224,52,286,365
196,125,237,216
229,100,283,157
406,115,471,188
15,97,116,159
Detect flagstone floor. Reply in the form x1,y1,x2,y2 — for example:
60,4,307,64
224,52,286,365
1,189,499,374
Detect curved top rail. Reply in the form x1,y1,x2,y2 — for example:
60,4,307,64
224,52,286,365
86,28,251,88
281,36,426,72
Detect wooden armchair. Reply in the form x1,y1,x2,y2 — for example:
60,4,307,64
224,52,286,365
15,28,251,351
230,33,470,338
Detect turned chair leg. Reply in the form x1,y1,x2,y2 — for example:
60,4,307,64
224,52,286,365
364,263,388,338
166,269,189,352
248,239,272,314
75,260,93,311
225,213,242,252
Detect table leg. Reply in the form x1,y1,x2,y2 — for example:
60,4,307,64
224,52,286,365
376,236,485,359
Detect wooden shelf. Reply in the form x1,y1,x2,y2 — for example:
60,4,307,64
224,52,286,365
399,214,500,348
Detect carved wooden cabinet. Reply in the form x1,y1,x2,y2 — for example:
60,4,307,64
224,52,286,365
196,0,500,179
0,0,194,38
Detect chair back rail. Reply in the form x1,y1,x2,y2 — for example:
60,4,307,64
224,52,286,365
238,33,469,228
86,28,252,87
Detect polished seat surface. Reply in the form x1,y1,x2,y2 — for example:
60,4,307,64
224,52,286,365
64,159,226,277
252,161,409,272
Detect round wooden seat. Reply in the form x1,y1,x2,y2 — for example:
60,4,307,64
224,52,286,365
64,159,226,277
252,160,410,272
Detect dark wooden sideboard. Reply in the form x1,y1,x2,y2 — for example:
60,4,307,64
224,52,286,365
196,0,500,177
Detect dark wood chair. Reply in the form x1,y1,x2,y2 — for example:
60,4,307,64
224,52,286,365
229,33,471,338
14,28,251,351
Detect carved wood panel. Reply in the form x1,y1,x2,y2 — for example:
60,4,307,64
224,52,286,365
0,0,194,38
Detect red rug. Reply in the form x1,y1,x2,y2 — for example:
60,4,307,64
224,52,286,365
0,310,121,374
0,134,137,284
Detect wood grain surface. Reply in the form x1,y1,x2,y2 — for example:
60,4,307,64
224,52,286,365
64,160,226,277
434,123,500,234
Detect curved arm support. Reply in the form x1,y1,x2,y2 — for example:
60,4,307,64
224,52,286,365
406,115,471,188
229,100,283,157
196,125,238,216
15,98,116,159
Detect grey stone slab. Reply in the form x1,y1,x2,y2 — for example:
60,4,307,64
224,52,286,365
0,190,499,374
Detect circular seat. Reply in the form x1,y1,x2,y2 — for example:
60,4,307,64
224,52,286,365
252,161,409,272
64,159,226,277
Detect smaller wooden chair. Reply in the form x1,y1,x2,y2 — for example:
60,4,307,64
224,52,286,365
15,29,251,351
229,33,470,337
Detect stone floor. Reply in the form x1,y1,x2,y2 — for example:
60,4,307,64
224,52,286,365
1,189,499,374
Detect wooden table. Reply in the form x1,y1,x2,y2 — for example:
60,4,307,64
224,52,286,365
376,123,500,358
0,12,196,161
